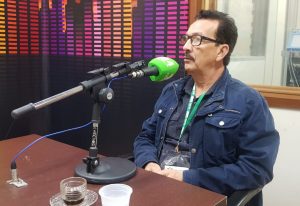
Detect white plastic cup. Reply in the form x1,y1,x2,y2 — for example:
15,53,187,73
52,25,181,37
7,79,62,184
99,184,133,206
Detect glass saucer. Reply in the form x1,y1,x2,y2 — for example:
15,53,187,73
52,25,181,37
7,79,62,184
50,189,98,206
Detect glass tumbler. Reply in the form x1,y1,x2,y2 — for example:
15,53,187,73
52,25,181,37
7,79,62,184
60,177,87,205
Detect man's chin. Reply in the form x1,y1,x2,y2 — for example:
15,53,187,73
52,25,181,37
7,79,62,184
184,66,192,74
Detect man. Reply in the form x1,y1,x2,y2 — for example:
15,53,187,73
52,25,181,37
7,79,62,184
133,10,279,205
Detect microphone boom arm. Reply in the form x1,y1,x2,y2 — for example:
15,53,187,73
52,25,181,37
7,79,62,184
11,85,84,119
11,73,110,119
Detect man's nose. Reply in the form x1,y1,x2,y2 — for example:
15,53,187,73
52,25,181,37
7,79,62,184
183,39,192,51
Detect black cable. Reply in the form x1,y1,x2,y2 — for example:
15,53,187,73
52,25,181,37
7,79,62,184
4,119,15,139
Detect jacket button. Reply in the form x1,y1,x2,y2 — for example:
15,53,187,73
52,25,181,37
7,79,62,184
191,148,197,153
160,136,164,140
158,109,162,114
219,121,225,126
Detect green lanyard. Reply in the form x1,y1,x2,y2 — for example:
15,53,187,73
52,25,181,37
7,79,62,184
175,84,205,152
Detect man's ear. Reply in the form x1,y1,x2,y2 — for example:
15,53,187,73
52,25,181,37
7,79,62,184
216,44,229,62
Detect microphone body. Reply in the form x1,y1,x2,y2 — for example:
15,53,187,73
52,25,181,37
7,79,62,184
129,57,179,82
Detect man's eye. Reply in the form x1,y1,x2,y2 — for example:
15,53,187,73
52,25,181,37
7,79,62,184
192,37,200,42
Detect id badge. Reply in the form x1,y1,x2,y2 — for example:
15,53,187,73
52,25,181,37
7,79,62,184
164,165,189,171
160,149,190,169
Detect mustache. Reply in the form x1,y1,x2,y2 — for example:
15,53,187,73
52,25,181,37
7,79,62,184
184,52,194,60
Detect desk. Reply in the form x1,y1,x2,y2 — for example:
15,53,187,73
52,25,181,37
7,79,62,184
0,135,227,206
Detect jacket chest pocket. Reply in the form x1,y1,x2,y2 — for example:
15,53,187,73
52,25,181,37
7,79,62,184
203,112,241,166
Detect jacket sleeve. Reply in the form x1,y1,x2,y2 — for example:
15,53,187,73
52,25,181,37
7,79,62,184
133,112,160,168
133,85,170,168
183,94,280,195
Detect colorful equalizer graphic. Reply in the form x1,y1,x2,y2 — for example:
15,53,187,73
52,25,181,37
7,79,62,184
133,0,188,58
0,0,188,58
0,0,5,54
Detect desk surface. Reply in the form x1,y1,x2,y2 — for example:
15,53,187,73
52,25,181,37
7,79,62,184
0,135,226,206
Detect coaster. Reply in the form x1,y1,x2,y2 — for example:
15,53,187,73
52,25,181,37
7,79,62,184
50,189,98,206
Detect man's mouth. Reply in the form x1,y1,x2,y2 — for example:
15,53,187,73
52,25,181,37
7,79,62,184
184,57,193,62
184,53,193,61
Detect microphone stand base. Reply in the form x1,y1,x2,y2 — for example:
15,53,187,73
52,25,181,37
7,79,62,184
74,157,136,184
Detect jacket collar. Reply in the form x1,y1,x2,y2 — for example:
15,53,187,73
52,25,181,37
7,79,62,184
172,68,231,104
205,68,230,105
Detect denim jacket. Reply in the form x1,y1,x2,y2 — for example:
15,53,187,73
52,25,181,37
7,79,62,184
133,68,279,200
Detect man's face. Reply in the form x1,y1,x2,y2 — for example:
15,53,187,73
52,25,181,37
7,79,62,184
183,19,221,74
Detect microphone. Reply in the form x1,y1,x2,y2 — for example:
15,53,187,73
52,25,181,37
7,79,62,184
10,61,146,119
129,57,179,82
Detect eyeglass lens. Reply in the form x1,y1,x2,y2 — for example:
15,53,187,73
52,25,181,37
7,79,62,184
180,35,201,46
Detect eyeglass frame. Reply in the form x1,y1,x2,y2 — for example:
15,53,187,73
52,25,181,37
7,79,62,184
180,34,223,46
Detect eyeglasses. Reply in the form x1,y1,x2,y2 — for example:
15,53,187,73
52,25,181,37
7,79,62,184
180,34,221,46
